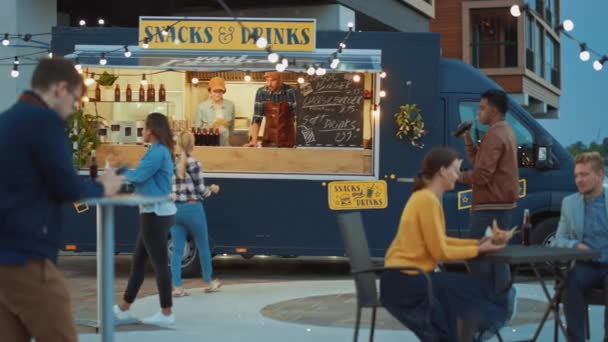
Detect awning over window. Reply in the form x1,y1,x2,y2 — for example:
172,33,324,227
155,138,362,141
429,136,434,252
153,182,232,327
68,45,382,72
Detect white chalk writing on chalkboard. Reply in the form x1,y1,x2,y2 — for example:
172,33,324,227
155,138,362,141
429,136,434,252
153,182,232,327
296,73,364,147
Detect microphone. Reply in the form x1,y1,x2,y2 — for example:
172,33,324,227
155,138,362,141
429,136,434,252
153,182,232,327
453,121,473,137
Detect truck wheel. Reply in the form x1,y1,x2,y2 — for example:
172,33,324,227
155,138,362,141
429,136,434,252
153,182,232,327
531,217,559,246
168,235,201,278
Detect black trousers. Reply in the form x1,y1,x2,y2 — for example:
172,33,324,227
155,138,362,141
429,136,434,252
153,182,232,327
124,213,175,309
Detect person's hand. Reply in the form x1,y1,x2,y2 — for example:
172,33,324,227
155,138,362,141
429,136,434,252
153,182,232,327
98,169,124,197
478,236,492,245
209,184,220,194
214,119,228,127
478,238,505,254
576,243,591,250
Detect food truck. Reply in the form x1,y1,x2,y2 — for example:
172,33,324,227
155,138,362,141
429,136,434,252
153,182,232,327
54,17,576,276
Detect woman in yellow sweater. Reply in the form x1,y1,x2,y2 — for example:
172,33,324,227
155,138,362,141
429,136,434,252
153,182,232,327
381,147,507,342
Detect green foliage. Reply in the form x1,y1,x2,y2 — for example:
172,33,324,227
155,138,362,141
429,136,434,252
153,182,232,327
97,71,119,87
394,103,426,148
567,138,608,166
66,109,102,168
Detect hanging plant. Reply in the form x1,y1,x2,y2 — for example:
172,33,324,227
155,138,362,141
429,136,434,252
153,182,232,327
97,71,119,87
394,103,427,148
66,108,103,168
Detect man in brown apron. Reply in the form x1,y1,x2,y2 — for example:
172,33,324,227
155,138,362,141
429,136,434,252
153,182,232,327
245,72,297,148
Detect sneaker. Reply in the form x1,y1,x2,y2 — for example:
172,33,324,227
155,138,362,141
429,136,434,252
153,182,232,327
506,286,518,322
113,305,136,322
204,279,222,293
141,311,176,327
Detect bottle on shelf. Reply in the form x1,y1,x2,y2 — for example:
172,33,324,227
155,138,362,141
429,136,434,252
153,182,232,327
126,84,132,102
147,84,155,102
212,127,220,146
195,128,202,146
159,83,166,102
521,208,532,246
114,84,120,102
95,83,101,102
90,150,98,180
201,127,209,146
138,84,145,102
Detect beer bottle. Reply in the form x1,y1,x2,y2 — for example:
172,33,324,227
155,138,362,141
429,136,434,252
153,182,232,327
126,84,132,102
521,209,532,246
90,150,98,180
138,84,145,102
95,83,101,102
159,83,166,102
202,127,209,146
114,84,120,102
147,84,155,102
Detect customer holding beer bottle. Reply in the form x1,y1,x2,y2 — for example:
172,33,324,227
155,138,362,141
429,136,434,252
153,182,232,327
171,131,221,297
113,113,178,327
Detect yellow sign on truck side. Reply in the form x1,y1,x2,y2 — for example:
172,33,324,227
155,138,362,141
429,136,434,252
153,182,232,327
139,17,316,51
328,181,388,210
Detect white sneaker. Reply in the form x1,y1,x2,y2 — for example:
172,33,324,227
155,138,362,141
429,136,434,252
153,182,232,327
204,279,222,293
141,311,176,327
113,304,135,322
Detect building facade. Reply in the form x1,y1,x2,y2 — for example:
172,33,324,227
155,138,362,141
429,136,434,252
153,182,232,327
431,0,561,118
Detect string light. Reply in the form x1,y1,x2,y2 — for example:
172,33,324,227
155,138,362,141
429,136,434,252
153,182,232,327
297,76,305,84
379,90,387,98
47,49,53,58
98,18,105,26
74,58,82,71
380,71,387,79
162,26,170,36
10,65,19,78
276,63,287,72
140,74,148,86
315,67,326,76
99,53,107,65
124,46,131,58
347,22,354,29
79,19,86,27
281,58,289,66
268,52,279,63
593,56,607,71
85,72,96,86
509,4,528,17
306,66,316,76
23,34,32,42
557,19,574,33
330,57,340,69
82,96,90,102
2,33,9,46
143,37,149,49
13,56,19,65
339,42,346,49
191,76,199,84
244,72,252,82
579,43,591,62
353,74,361,82
256,37,268,49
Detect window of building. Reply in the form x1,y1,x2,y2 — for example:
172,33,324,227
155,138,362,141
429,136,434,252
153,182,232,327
525,14,535,71
459,101,535,168
470,8,518,68
535,22,544,77
545,35,559,87
545,0,556,29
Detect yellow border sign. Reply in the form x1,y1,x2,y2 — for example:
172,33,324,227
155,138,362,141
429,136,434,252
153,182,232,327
328,180,388,210
139,17,316,51
457,179,527,210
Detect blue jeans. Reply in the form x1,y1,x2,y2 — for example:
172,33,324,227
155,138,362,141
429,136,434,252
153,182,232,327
564,262,608,342
170,201,213,286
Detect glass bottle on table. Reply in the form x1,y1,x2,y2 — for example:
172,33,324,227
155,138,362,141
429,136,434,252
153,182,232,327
90,150,98,180
521,209,532,246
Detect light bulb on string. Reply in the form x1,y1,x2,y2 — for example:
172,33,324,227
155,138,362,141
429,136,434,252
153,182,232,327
13,56,19,65
244,72,252,82
142,38,149,49
353,74,361,82
593,56,607,71
306,66,316,76
162,26,170,36
74,58,82,71
99,53,107,65
79,19,86,27
579,44,591,62
11,65,19,78
82,96,90,103
330,57,340,69
380,71,387,79
98,18,105,26
191,76,199,85
281,58,289,66
124,46,132,58
2,33,9,46
509,4,528,17
256,37,268,49
315,67,326,76
268,52,279,63
47,49,53,58
85,72,96,86
276,63,287,72
297,76,305,84
559,19,574,32
379,90,387,98
339,42,346,49
347,22,354,29
141,74,148,86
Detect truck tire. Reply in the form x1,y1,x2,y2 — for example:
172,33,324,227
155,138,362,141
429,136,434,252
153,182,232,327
531,217,559,246
168,234,201,278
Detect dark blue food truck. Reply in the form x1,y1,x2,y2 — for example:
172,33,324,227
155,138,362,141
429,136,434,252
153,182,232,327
54,17,575,276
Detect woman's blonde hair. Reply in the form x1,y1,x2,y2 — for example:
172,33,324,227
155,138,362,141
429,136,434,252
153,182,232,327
176,131,195,179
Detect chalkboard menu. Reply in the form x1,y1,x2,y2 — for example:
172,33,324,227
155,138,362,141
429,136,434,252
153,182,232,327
296,73,364,148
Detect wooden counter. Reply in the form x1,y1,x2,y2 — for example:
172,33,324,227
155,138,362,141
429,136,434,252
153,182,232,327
96,144,373,175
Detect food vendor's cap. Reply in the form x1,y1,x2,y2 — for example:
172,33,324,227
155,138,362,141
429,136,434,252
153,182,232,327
264,72,282,81
208,77,226,92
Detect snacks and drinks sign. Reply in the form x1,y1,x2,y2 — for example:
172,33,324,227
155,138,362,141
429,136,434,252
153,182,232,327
139,17,316,52
457,179,527,210
328,181,388,210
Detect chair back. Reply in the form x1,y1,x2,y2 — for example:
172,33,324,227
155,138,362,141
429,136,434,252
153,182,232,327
337,211,381,308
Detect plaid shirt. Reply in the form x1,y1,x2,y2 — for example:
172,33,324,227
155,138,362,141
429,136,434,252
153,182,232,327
252,84,297,125
172,155,212,202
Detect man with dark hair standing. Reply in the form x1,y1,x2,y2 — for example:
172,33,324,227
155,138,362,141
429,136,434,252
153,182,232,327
458,89,520,322
0,57,123,341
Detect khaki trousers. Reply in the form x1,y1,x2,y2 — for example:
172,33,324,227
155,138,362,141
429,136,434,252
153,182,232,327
0,259,77,342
